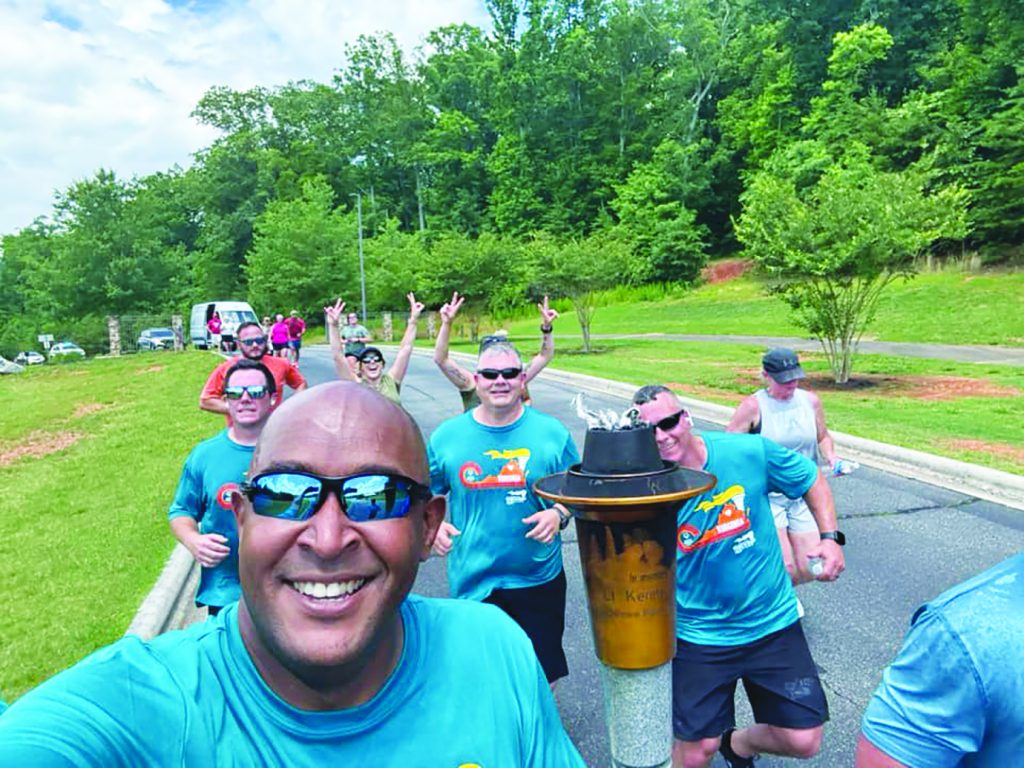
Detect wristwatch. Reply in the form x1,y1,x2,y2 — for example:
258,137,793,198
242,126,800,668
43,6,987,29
556,506,573,530
820,530,846,546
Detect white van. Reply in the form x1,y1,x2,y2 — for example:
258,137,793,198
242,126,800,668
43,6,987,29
190,301,259,350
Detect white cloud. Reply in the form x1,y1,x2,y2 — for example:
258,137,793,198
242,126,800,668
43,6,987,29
0,0,490,235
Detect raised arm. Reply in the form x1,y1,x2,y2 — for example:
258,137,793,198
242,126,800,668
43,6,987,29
325,299,358,383
524,295,557,384
388,292,424,386
432,291,475,392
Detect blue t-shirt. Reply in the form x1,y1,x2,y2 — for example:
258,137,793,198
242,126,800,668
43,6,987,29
167,429,254,608
676,431,816,645
861,552,1024,767
428,408,580,601
0,596,585,767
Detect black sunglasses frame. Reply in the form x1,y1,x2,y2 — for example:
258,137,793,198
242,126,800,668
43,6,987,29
241,471,432,522
476,367,524,381
653,409,688,432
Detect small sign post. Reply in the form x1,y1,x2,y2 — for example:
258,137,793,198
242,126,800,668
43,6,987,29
37,333,54,351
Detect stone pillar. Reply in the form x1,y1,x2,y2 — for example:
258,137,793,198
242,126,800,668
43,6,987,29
382,312,393,342
426,311,437,340
107,316,121,356
171,314,184,351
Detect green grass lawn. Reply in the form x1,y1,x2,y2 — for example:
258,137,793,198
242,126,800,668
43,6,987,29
449,338,1024,474
491,270,1024,346
0,352,224,701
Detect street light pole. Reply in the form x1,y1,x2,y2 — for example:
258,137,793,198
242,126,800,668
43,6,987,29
353,191,367,324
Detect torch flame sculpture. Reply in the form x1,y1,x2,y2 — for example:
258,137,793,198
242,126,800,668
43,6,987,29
536,399,715,768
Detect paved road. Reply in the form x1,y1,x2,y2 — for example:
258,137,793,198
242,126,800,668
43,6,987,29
585,333,1024,366
299,348,1024,766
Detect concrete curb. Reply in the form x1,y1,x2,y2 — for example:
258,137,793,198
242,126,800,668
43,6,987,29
125,544,200,640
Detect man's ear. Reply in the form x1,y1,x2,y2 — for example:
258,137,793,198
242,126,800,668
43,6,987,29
420,495,447,561
231,489,248,532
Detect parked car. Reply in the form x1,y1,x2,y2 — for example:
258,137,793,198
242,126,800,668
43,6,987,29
49,342,86,360
0,355,25,374
14,350,46,365
137,327,176,351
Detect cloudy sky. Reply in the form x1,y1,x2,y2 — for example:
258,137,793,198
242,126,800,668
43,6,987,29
0,0,490,236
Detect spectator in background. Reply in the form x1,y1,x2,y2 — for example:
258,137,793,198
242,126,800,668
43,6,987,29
285,310,306,364
433,291,558,411
726,348,852,585
269,314,290,358
261,316,272,338
207,311,223,352
340,310,372,356
169,359,274,616
326,295,422,405
200,322,306,420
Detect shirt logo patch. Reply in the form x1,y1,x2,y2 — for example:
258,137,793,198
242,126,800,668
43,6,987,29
678,484,751,553
216,482,240,510
459,448,530,490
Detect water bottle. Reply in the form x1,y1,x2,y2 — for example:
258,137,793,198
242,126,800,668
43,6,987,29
832,459,859,476
808,557,825,577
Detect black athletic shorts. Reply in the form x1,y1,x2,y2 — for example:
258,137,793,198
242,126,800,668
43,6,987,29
672,620,829,740
272,342,288,352
484,570,568,683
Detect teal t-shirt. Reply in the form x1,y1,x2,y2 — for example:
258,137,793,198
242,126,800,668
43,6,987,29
676,431,816,645
428,408,580,601
861,553,1024,767
0,597,586,767
168,429,254,608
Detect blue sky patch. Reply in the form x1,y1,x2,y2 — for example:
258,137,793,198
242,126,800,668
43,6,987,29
43,5,82,31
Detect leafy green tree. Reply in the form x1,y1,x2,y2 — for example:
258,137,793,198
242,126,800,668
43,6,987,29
245,176,357,317
532,230,637,352
736,150,969,382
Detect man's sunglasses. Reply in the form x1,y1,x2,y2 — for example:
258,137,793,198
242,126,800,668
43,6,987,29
477,367,523,380
224,385,270,400
241,471,432,523
239,336,267,346
652,409,688,432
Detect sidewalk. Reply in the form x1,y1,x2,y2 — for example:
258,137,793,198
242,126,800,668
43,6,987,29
584,333,1024,366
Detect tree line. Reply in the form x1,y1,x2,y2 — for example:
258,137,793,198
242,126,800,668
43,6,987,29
1,0,1018,373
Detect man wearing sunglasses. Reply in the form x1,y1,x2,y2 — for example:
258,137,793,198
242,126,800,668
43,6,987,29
199,321,307,419
169,359,276,616
633,385,844,768
428,340,579,688
0,383,586,766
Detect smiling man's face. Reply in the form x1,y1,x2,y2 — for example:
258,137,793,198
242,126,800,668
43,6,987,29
232,383,443,708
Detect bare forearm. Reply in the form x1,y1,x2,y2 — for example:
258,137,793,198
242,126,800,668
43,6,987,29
818,432,838,467
804,471,839,532
199,396,229,415
169,517,201,551
433,320,453,365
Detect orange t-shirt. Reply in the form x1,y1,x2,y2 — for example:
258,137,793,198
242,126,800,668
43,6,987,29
201,355,307,424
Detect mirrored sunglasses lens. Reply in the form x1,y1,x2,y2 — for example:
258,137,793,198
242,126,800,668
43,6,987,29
251,474,321,520
343,474,411,522
246,386,268,399
241,336,266,346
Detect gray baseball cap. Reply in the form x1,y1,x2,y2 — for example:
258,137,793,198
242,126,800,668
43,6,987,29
762,348,806,383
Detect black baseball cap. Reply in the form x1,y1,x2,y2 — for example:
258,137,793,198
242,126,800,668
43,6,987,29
359,346,384,363
762,348,806,383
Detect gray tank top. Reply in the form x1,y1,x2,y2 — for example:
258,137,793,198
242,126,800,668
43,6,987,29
754,388,819,463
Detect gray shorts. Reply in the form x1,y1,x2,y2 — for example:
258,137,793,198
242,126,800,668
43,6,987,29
769,494,819,534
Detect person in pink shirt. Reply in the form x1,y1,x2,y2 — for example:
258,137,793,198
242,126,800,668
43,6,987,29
269,314,290,358
207,312,224,351
285,310,306,364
